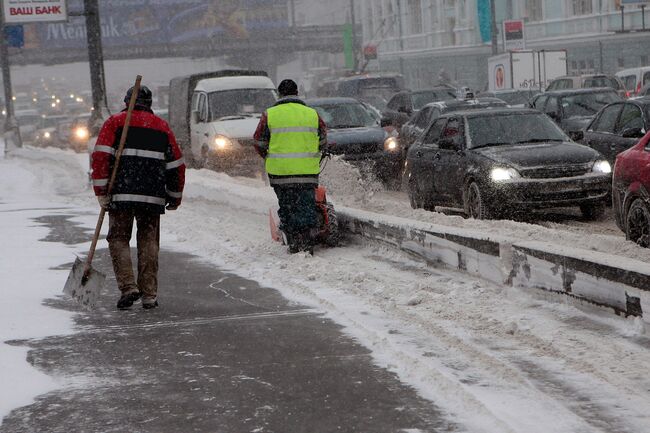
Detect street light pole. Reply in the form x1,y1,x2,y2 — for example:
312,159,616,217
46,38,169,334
396,0,405,76
83,0,108,134
0,5,21,149
350,0,358,71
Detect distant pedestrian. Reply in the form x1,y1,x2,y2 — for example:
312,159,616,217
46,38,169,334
254,79,327,254
91,85,185,310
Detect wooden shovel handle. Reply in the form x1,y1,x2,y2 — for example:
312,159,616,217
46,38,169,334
83,75,142,281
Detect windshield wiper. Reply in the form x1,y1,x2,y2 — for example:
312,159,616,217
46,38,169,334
332,124,365,129
472,142,509,148
514,138,565,144
215,115,247,121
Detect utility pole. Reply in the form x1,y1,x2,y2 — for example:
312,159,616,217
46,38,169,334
83,0,108,134
290,0,296,30
490,0,498,54
396,0,405,76
0,6,22,149
350,0,358,71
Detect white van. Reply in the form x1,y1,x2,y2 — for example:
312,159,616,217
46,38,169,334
615,66,650,96
169,70,277,172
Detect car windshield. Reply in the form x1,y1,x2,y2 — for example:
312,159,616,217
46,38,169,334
17,114,41,125
494,91,538,106
412,90,457,110
467,113,568,148
360,95,388,111
42,117,66,128
560,92,620,117
312,103,378,128
583,77,617,89
208,89,277,121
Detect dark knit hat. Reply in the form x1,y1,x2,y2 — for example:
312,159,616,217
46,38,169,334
278,79,298,97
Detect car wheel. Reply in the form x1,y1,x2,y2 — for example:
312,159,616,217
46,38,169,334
324,204,340,247
464,181,493,220
580,203,606,221
626,199,650,247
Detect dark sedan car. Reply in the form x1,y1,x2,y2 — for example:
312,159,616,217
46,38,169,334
582,98,650,164
529,88,621,140
404,108,612,219
399,97,508,152
382,87,458,128
307,97,402,183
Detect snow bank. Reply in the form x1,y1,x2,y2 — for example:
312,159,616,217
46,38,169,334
339,208,650,321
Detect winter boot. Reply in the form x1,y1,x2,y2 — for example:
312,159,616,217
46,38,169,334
142,297,159,310
286,232,301,254
301,229,315,255
117,290,142,310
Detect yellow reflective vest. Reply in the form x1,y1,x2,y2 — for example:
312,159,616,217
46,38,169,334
266,102,321,177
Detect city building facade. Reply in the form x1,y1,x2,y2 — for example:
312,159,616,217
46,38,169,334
357,0,650,90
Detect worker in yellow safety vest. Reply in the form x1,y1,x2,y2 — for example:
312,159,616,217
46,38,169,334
254,79,327,254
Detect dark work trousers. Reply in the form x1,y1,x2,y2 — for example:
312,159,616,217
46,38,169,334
273,185,317,236
107,210,160,300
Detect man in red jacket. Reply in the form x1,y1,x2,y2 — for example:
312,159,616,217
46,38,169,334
91,86,185,310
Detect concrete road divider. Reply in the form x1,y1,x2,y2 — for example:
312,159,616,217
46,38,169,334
338,207,649,321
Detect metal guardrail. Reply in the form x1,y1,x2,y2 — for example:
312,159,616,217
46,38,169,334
338,207,649,319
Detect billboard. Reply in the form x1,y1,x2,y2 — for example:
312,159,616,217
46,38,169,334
3,0,67,23
503,19,525,51
20,0,288,51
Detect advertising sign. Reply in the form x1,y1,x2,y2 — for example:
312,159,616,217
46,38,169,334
503,19,525,51
20,0,288,51
3,0,67,24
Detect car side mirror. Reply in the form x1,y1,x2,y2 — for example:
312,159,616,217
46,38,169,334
398,106,412,115
438,138,457,150
571,130,585,141
621,127,645,138
380,117,392,128
547,111,560,122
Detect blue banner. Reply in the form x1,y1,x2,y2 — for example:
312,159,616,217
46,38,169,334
22,0,289,50
4,25,24,48
476,0,492,43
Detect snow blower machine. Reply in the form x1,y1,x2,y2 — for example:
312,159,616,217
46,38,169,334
269,153,340,250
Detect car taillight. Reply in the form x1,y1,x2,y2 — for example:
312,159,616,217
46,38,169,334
625,91,631,98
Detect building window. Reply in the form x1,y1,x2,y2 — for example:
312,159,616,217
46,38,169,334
526,0,543,22
572,0,593,16
408,0,423,34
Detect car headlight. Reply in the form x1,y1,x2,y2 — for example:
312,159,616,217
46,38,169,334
384,136,399,152
74,126,89,140
490,167,520,182
44,131,51,139
213,135,232,150
592,160,611,174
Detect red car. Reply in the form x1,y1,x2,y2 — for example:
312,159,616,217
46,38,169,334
612,132,650,246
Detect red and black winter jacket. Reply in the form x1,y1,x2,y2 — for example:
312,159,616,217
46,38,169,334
91,107,185,214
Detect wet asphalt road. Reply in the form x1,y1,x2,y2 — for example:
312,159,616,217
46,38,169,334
1,214,457,433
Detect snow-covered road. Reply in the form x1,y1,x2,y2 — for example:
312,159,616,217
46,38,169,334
2,146,650,432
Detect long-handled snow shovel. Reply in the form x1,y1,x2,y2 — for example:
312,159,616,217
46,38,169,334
63,75,143,309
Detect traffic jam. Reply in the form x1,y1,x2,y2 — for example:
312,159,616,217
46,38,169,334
160,65,648,248
8,62,650,248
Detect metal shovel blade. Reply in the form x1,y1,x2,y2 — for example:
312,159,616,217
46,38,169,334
63,257,106,309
